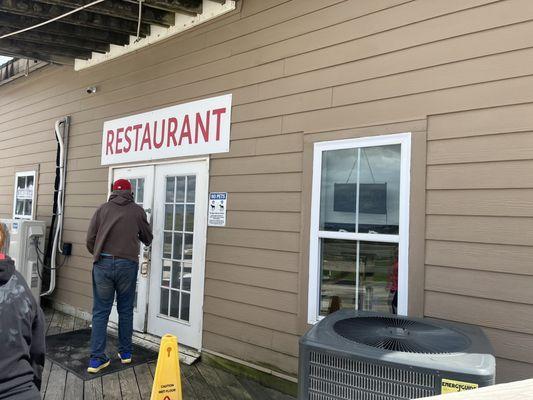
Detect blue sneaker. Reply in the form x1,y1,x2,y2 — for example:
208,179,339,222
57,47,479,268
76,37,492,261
118,352,132,364
87,358,110,373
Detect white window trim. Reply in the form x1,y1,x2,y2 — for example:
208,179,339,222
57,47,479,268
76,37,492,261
13,170,37,220
307,132,411,324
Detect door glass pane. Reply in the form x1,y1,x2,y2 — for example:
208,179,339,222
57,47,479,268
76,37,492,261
171,261,181,290
164,205,173,230
161,260,171,287
166,177,175,202
173,233,183,259
159,174,196,322
163,233,172,258
187,176,196,202
174,205,184,231
358,145,400,235
136,178,144,203
182,262,192,292
130,179,137,196
183,234,193,260
160,288,169,315
184,205,194,232
170,291,180,319
175,177,185,202
181,293,190,321
319,149,357,232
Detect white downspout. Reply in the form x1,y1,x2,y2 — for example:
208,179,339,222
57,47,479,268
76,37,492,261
41,118,67,296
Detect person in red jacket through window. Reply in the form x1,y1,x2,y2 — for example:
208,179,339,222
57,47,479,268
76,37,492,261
387,255,399,314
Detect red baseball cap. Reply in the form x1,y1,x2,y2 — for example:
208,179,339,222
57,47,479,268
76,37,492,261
112,179,132,191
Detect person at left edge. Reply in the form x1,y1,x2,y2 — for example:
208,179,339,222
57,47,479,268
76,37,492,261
0,222,46,400
86,179,153,373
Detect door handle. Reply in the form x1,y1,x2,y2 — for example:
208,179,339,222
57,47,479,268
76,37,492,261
140,245,151,277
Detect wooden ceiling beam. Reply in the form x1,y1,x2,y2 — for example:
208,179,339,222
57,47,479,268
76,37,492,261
0,27,109,53
0,0,151,37
35,0,175,27
127,0,203,15
1,37,93,59
0,39,95,64
0,12,131,46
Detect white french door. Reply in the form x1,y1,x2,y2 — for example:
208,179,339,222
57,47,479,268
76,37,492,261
109,165,154,332
108,159,208,350
147,160,208,350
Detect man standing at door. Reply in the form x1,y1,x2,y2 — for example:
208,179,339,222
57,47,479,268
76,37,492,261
86,179,153,373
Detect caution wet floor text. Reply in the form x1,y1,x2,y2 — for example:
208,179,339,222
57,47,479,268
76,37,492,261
150,334,183,400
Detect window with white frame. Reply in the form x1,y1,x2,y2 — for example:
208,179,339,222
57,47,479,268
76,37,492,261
308,133,411,324
13,171,36,220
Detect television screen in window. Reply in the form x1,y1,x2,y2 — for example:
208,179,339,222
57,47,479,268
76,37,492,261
333,183,387,214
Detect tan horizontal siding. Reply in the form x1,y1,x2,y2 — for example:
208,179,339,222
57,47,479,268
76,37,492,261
426,189,533,217
425,266,533,305
425,241,533,276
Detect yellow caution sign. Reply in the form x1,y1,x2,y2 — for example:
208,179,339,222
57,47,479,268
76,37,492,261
441,378,479,393
150,334,183,400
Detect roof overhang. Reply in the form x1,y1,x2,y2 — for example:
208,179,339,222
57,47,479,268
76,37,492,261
0,0,236,68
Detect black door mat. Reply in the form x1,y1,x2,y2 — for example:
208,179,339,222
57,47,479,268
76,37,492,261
46,329,158,381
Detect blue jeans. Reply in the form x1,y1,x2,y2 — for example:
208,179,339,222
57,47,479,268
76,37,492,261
90,257,138,362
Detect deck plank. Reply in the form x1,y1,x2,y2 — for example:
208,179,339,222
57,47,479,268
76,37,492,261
40,360,52,400
119,368,141,400
43,363,67,400
47,310,64,336
84,377,104,400
196,363,235,400
214,368,253,400
133,363,154,399
102,372,122,400
188,366,218,400
64,372,84,400
237,377,295,400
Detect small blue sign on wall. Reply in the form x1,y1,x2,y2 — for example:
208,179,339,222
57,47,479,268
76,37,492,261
208,192,227,227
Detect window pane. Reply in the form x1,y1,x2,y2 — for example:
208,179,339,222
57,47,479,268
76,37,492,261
17,176,25,190
319,238,399,317
319,149,357,232
26,175,34,188
136,178,144,203
359,242,398,314
320,239,357,316
358,145,401,235
15,200,25,215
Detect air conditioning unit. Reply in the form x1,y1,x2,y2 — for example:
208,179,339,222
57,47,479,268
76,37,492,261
0,219,46,304
298,310,495,400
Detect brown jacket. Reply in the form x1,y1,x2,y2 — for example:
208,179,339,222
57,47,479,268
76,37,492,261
86,191,153,262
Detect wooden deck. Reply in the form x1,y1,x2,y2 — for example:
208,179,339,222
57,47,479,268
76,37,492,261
41,308,295,400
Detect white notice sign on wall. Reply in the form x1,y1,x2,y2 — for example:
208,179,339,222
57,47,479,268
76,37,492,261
101,94,232,165
208,192,227,227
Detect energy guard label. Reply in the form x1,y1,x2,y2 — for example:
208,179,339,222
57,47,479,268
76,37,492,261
441,378,479,393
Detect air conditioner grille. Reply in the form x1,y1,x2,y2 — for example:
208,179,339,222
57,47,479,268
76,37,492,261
308,351,435,400
333,316,470,354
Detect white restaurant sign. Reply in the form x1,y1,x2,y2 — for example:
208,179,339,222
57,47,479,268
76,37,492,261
101,94,232,165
